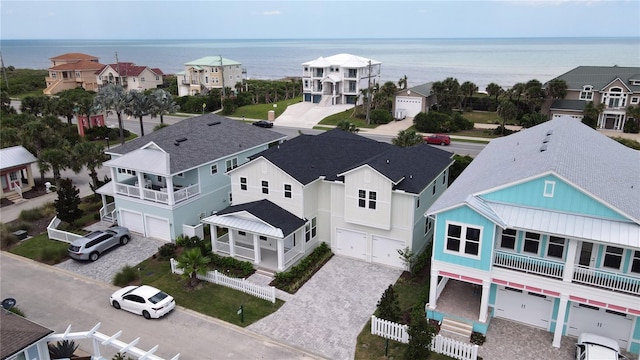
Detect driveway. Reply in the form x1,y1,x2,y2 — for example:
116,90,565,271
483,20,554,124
55,222,166,283
248,256,402,360
274,102,354,128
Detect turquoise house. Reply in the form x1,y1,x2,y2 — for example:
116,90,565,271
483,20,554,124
425,117,640,355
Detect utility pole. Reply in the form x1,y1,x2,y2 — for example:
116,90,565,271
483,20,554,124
115,52,120,86
365,59,372,125
219,55,225,111
0,52,9,90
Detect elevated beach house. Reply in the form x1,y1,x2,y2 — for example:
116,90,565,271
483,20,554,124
425,117,640,355
301,53,381,106
96,114,285,241
95,62,164,92
545,66,640,131
44,53,105,95
0,145,37,203
176,56,244,97
201,129,453,272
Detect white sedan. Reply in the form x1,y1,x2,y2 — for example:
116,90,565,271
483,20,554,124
110,285,175,319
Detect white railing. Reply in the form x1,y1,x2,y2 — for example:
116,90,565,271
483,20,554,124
170,258,275,303
143,188,169,204
234,242,255,260
493,250,564,279
174,184,199,203
99,202,116,221
573,265,640,296
370,315,478,360
47,216,83,243
115,183,141,198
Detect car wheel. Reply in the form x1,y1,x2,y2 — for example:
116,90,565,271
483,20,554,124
142,310,151,320
89,252,99,262
112,300,120,309
120,236,130,245
440,142,445,146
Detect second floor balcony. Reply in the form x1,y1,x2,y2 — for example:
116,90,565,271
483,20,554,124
114,180,199,206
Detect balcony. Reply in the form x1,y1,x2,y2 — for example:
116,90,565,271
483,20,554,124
114,183,199,206
493,250,640,296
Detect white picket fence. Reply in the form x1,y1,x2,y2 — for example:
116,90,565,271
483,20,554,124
370,315,478,360
170,258,276,303
47,216,83,243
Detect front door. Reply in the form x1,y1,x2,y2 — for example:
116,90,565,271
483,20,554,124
576,242,596,267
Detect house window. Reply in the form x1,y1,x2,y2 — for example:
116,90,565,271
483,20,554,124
358,189,376,209
432,184,436,196
240,177,247,191
141,77,146,82
631,97,639,105
523,232,541,254
211,164,218,175
238,231,246,236
205,76,209,84
416,198,420,209
442,171,446,184
226,158,238,172
368,191,377,209
9,172,17,181
424,219,432,235
629,251,640,274
602,246,623,270
228,192,232,204
348,81,356,92
500,228,517,250
284,184,292,198
304,80,309,88
75,71,81,77
177,172,184,178
358,189,366,207
579,86,593,101
348,69,357,78
260,236,267,241
546,236,565,259
261,180,269,194
445,223,481,257
311,217,317,238
543,180,555,197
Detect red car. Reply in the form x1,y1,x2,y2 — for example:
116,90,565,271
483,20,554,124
424,134,451,146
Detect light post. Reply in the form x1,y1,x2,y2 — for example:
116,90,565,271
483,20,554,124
105,136,110,150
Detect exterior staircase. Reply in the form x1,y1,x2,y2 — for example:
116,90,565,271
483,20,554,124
440,317,473,338
6,192,26,204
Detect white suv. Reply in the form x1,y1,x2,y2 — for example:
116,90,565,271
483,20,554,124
575,333,625,360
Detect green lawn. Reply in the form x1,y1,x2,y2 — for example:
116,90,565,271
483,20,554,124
8,233,69,263
230,97,303,120
462,111,503,125
317,107,378,129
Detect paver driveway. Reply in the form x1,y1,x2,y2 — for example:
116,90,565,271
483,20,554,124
248,256,402,360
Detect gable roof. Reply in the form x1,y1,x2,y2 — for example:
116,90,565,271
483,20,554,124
405,82,434,97
251,129,453,194
106,114,286,175
49,59,106,71
49,52,98,61
184,56,241,67
211,199,306,238
0,146,37,170
427,117,640,223
1,309,53,360
302,53,381,68
97,62,163,77
547,66,640,92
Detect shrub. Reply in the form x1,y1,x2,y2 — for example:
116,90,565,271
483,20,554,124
19,204,54,222
370,109,393,124
40,247,68,263
414,111,450,133
0,225,19,250
377,285,401,322
209,253,254,277
470,331,486,345
623,118,640,133
113,265,140,286
9,306,25,317
272,242,332,293
48,340,78,359
158,243,177,260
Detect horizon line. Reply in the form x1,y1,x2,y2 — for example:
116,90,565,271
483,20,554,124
2,36,639,41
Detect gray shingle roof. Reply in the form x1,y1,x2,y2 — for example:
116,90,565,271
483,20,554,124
547,66,640,92
406,82,434,97
549,99,587,111
216,199,306,236
252,129,453,194
1,309,53,360
0,146,37,170
107,114,286,175
427,117,640,222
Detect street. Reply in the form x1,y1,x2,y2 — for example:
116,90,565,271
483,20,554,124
0,252,324,360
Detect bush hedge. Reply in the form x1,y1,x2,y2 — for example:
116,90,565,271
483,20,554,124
272,242,333,293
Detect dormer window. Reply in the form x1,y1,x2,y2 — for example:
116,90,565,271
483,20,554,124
579,85,593,101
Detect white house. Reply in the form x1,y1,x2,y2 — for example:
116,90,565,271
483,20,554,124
176,56,244,97
95,62,164,92
202,129,453,272
301,53,381,106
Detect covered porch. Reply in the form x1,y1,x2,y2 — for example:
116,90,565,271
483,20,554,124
427,277,490,335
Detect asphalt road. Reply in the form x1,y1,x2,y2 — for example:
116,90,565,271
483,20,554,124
0,252,324,360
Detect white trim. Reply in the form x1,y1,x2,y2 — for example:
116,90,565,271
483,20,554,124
543,180,555,198
443,221,482,259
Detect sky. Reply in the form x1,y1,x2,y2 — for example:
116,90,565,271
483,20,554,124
1,0,639,40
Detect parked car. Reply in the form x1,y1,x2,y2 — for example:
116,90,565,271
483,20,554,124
68,226,130,262
424,134,451,145
110,285,175,319
252,120,274,128
575,333,624,360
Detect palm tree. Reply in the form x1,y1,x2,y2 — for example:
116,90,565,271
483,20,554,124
150,89,179,125
56,97,76,125
546,79,568,100
398,75,408,90
76,96,97,130
126,90,153,136
485,83,503,102
72,141,107,190
176,247,211,288
40,147,70,184
94,84,129,145
497,100,518,135
582,101,605,129
460,81,478,109
392,129,424,147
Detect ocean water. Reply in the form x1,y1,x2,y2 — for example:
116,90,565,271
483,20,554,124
1,37,638,90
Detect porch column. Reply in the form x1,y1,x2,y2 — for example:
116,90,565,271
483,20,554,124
210,225,218,252
137,173,145,199
563,240,578,282
428,271,438,309
110,167,118,193
553,295,569,348
25,165,35,188
479,281,491,322
228,230,236,257
165,177,175,205
277,238,285,271
253,234,261,264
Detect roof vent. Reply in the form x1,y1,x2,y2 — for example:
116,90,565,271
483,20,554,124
540,144,548,152
543,135,551,143
176,137,187,142
546,130,553,136
207,121,221,126
386,159,390,164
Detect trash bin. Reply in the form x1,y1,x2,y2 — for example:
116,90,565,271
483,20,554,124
45,181,52,193
268,110,275,121
12,230,27,240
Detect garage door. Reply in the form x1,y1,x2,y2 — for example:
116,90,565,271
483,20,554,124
120,209,144,235
145,215,171,241
395,96,423,117
567,303,632,348
335,229,367,261
372,235,404,268
495,286,553,329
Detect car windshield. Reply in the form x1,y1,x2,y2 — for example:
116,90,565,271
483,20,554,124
148,291,169,304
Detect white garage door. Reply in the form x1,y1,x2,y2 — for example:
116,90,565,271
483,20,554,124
120,209,144,235
395,96,423,117
495,286,553,329
145,215,171,241
372,235,404,268
567,303,632,348
335,229,367,261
